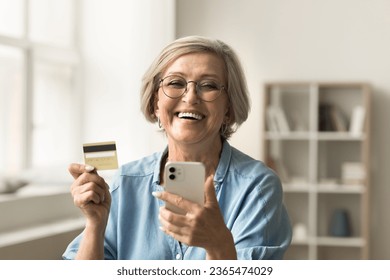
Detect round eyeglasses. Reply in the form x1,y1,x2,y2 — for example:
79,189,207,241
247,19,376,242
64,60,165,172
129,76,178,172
159,75,226,102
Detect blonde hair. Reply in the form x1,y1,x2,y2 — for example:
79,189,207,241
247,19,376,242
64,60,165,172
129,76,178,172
140,36,250,139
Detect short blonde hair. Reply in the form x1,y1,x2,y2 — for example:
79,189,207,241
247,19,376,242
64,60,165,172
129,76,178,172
140,36,250,139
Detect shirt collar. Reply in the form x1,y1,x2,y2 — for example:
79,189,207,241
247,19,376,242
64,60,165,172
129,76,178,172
214,139,232,185
153,146,168,186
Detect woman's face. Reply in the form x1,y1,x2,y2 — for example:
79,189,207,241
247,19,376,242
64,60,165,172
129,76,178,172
154,52,229,147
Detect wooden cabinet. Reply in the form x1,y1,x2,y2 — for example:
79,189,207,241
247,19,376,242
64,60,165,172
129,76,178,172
262,82,370,259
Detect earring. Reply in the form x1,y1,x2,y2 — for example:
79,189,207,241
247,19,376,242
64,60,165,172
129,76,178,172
157,117,162,129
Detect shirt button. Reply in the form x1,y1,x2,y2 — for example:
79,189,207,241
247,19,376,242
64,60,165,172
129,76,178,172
175,253,181,260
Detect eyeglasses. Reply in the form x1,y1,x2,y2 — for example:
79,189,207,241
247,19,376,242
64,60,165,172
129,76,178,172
159,75,226,102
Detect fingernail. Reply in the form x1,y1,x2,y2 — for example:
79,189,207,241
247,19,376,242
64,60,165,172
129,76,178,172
85,164,95,172
152,191,162,198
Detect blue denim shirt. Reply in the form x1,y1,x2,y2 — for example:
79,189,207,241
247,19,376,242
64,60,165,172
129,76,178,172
63,141,292,260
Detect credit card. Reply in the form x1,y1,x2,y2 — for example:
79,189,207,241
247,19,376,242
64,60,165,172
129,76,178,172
83,141,118,170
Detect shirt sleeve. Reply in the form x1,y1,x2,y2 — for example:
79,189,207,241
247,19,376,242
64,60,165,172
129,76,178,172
62,232,82,260
229,170,292,260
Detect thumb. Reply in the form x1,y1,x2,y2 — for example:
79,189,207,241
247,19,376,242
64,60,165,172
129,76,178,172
204,175,218,205
68,163,95,180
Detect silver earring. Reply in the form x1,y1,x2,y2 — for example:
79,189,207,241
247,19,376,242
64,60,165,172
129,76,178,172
157,117,162,129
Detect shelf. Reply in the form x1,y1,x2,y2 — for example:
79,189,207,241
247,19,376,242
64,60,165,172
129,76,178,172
265,131,311,140
316,236,366,247
316,132,366,141
316,184,366,194
290,236,365,247
263,81,370,260
265,131,365,141
283,183,365,194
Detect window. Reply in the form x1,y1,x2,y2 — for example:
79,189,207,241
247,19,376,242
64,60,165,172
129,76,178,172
0,0,80,175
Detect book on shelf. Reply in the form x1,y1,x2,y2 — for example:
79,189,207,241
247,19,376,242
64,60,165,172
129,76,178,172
318,103,348,132
349,106,366,136
319,103,332,131
330,105,348,132
266,106,290,132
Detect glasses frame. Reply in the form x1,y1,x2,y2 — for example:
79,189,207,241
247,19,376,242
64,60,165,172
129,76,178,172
159,75,226,102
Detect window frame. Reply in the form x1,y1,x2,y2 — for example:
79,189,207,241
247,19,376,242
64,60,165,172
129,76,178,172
0,0,81,171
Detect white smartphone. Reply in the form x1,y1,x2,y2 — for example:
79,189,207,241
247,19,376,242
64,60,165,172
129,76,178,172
164,161,205,215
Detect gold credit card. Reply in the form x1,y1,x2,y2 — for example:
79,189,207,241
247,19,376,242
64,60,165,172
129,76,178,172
83,141,118,170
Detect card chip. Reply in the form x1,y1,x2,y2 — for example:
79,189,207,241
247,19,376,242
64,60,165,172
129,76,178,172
83,141,118,170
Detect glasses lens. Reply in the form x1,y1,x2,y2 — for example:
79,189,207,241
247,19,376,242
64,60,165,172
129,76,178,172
162,76,186,98
198,81,222,101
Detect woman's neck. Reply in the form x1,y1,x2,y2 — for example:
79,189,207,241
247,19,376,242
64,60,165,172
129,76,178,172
166,138,224,178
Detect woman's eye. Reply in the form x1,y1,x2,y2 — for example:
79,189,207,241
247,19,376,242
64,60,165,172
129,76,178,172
167,80,186,88
200,82,219,91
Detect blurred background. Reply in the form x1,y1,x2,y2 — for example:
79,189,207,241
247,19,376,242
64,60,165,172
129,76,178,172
0,0,389,259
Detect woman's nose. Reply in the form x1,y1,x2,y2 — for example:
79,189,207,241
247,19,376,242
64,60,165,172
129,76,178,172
182,82,200,104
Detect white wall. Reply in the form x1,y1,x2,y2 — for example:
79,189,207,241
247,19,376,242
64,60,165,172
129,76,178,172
81,0,175,164
176,0,390,259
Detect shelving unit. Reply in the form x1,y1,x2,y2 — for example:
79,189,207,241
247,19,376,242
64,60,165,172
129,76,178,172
262,82,370,259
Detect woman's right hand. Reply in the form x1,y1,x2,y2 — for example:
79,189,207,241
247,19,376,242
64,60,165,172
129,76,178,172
68,163,111,231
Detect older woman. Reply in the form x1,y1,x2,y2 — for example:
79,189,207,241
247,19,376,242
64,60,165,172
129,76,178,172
63,36,292,260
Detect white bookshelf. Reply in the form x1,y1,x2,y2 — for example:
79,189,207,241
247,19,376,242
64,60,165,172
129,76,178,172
262,82,370,259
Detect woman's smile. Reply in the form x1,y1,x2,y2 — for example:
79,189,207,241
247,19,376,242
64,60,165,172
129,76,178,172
176,111,205,120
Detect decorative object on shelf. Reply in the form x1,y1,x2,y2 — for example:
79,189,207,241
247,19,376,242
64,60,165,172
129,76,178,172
293,223,308,242
329,208,352,237
341,162,366,185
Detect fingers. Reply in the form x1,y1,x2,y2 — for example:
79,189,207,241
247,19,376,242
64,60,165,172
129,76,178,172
73,181,106,205
159,207,187,227
152,174,216,214
154,174,227,248
152,191,198,214
75,171,107,191
69,163,109,208
68,163,95,179
158,206,196,245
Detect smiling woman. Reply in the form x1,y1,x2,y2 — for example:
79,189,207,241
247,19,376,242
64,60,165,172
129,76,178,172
63,36,292,260
154,52,229,151
141,36,251,140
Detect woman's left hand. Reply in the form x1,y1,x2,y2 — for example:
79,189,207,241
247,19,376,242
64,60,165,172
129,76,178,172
154,175,237,259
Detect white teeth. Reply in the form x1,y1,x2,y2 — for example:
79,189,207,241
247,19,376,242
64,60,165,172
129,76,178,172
178,112,203,120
